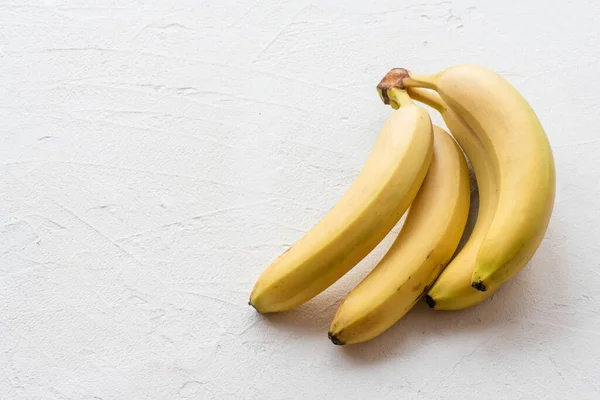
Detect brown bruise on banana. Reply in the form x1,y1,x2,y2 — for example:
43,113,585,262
377,68,411,107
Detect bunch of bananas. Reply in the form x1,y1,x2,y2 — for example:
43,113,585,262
249,64,556,345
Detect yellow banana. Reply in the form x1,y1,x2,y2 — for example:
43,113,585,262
249,80,433,313
406,87,500,309
328,124,470,344
404,64,556,293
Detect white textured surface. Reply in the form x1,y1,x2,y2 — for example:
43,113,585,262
1,0,599,399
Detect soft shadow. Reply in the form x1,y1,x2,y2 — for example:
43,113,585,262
252,181,568,364
336,221,568,365
337,298,501,365
339,301,439,364
258,289,345,340
452,165,479,257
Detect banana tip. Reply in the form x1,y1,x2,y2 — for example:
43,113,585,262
328,331,345,346
248,300,259,312
471,281,487,292
424,295,436,308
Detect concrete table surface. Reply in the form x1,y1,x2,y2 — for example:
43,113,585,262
1,1,599,399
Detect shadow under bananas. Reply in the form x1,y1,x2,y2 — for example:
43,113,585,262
338,219,568,365
253,174,568,365
254,221,567,364
258,290,345,340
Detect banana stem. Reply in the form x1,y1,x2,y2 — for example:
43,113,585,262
406,88,447,114
402,73,439,90
377,68,414,109
377,68,442,110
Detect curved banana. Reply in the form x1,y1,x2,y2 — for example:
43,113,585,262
406,87,500,309
328,124,470,344
249,82,434,313
403,64,556,293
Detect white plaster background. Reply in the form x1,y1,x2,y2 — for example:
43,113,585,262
1,0,599,399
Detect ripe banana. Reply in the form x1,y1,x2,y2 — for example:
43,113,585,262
328,124,470,345
249,81,434,313
403,64,556,294
406,87,500,309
